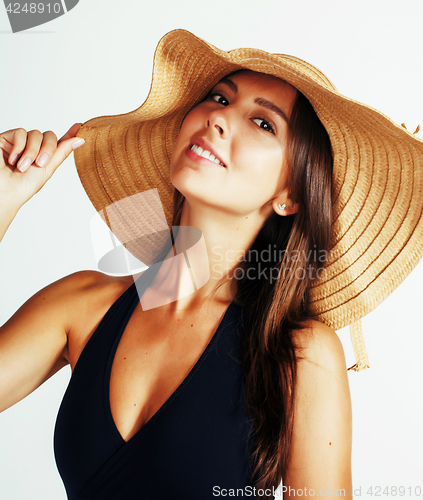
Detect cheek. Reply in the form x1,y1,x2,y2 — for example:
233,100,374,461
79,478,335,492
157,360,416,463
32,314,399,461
169,113,201,190
232,137,287,193
171,109,202,163
178,107,204,138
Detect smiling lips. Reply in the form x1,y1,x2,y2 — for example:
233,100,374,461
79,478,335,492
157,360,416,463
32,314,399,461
189,144,226,167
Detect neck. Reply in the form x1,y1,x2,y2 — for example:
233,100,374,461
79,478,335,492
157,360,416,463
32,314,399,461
140,197,271,312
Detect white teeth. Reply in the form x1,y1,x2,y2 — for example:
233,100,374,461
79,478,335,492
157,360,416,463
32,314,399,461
190,144,225,167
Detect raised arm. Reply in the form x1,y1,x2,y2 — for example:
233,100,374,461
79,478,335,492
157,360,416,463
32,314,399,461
284,321,353,499
0,124,85,412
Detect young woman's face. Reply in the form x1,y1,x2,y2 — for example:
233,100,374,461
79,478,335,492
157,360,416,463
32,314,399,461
170,70,298,219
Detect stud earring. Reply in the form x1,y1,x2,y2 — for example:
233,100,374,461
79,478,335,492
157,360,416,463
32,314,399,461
278,203,286,210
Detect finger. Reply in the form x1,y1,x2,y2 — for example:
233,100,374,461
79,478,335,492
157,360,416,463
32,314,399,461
34,130,58,168
43,136,85,179
15,129,44,173
0,136,13,160
0,128,28,167
58,123,82,144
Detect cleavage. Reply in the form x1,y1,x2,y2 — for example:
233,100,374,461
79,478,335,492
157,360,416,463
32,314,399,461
108,302,228,442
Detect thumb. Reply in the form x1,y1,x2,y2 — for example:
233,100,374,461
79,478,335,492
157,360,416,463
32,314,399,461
58,123,83,144
43,136,85,179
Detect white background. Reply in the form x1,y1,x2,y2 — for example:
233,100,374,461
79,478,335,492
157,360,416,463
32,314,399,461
0,0,422,499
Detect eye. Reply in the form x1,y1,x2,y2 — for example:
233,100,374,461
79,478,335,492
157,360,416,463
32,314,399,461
210,93,229,106
252,118,275,134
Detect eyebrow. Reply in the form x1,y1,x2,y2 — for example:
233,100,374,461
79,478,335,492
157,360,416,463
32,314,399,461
219,77,238,94
254,98,289,124
219,77,289,124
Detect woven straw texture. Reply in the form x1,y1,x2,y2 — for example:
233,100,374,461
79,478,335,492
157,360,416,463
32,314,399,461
74,29,423,336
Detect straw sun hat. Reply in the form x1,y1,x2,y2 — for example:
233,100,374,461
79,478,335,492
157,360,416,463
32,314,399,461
74,29,423,371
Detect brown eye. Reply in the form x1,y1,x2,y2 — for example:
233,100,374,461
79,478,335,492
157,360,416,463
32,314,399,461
211,94,229,106
252,118,275,134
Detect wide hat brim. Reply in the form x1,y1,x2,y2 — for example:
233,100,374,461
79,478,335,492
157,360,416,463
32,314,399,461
74,28,423,334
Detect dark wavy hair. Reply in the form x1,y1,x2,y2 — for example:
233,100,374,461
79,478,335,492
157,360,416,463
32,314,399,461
171,84,333,493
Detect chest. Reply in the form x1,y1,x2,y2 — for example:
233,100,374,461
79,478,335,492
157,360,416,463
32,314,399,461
107,303,230,442
54,295,256,499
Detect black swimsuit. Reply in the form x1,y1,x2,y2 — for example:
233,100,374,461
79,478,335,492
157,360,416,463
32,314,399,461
54,264,258,499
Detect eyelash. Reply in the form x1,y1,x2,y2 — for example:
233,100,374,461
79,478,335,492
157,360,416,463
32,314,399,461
210,93,229,106
208,92,276,135
252,118,275,135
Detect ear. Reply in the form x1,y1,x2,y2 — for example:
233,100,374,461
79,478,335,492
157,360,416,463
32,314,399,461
273,191,299,216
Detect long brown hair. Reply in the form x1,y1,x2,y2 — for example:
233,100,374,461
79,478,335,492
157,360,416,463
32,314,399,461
172,86,333,492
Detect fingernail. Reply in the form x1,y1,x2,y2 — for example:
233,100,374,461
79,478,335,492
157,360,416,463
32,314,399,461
19,158,31,173
37,152,50,168
9,154,18,166
72,139,85,150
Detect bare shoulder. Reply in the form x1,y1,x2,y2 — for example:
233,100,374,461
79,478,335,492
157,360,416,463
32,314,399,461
59,270,139,369
292,319,347,375
1,270,127,331
27,270,133,324
285,320,352,493
51,269,134,306
28,269,129,300
0,271,137,412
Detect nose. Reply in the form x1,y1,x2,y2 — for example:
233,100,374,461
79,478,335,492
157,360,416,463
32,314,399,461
206,109,231,139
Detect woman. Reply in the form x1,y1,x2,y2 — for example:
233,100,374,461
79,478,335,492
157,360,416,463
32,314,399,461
1,30,422,499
